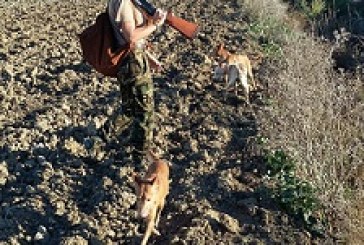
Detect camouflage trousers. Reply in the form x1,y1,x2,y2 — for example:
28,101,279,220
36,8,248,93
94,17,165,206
103,49,154,157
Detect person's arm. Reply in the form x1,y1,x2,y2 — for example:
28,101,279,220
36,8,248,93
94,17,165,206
120,0,165,43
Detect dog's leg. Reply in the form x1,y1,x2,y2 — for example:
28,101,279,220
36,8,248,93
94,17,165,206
212,66,224,82
141,209,157,245
155,199,165,228
224,69,228,87
247,64,256,90
234,79,238,96
240,73,250,104
224,72,234,101
224,66,231,100
150,200,164,236
225,65,238,91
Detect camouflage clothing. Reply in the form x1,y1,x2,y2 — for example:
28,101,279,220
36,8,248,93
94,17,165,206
103,49,154,160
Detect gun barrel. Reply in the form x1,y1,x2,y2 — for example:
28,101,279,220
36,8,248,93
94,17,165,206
132,0,156,16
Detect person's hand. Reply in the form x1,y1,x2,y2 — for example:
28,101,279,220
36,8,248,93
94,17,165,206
152,8,167,27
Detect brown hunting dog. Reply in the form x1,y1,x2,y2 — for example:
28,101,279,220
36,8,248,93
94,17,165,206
215,43,257,103
133,150,170,245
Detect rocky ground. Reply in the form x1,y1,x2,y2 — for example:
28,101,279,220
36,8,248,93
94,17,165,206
0,0,334,244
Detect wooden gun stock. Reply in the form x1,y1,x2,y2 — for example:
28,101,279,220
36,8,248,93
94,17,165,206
166,12,198,39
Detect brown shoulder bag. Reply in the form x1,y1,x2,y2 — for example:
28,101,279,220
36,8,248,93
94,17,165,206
78,12,131,77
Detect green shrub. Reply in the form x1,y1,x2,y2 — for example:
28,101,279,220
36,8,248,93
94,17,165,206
298,0,326,19
265,150,324,234
266,150,296,176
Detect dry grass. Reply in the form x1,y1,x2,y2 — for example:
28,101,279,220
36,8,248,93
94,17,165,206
242,0,288,22
243,0,292,57
242,0,364,242
262,34,363,241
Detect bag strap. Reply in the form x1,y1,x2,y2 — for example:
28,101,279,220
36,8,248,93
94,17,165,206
106,0,121,14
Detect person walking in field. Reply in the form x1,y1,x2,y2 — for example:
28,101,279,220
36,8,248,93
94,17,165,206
97,0,166,166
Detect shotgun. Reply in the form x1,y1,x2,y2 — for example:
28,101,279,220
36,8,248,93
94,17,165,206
132,0,199,39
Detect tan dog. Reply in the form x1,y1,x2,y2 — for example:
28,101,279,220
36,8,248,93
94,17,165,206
133,150,170,245
216,43,256,103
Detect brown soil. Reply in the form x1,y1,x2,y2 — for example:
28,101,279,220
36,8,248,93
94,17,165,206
0,0,334,244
